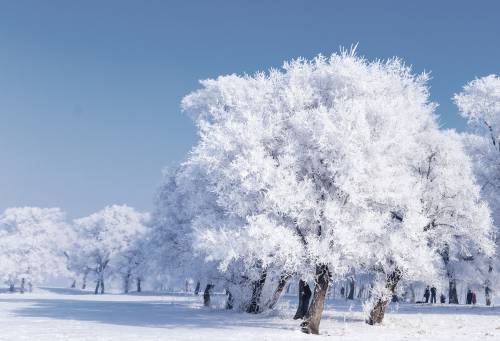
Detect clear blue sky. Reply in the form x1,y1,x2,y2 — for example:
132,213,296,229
0,0,498,217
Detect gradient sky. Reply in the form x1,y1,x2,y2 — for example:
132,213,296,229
0,0,499,218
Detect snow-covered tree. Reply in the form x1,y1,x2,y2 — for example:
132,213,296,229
180,50,495,333
73,205,150,294
0,207,71,292
455,74,500,305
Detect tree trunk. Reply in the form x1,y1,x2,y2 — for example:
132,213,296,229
366,269,402,325
203,284,213,307
124,272,131,293
100,278,105,294
9,283,14,293
71,280,76,288
408,284,416,303
448,279,459,304
136,278,142,292
293,280,312,320
194,281,201,295
226,289,234,310
485,286,492,306
347,277,355,300
94,279,100,294
82,271,88,290
20,278,25,294
265,273,291,310
300,264,330,334
246,269,267,313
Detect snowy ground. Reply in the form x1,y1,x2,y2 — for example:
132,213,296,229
1,288,499,341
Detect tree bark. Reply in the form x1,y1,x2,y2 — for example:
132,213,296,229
124,272,131,293
20,278,25,294
94,279,100,294
70,280,76,288
366,269,402,325
9,283,14,293
136,278,142,292
448,279,459,304
225,289,234,310
82,271,88,290
246,269,267,313
203,284,213,307
265,273,291,310
293,280,312,320
300,264,330,334
485,286,492,306
100,278,105,294
194,281,201,295
347,277,355,300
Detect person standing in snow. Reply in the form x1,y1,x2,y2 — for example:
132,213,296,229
430,287,437,303
424,286,430,303
466,289,472,304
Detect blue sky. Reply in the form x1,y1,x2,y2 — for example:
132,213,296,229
0,0,499,217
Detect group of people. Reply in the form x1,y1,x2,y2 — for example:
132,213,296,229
423,286,477,305
423,286,447,304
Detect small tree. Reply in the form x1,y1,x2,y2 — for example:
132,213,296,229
73,205,149,294
0,207,71,291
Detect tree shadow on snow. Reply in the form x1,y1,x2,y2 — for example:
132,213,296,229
4,294,500,331
1,295,297,331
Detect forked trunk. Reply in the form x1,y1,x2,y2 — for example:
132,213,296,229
246,269,267,313
265,273,291,310
366,269,402,325
448,279,459,304
293,280,312,320
300,265,330,334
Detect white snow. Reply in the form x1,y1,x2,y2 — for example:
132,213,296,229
1,288,499,341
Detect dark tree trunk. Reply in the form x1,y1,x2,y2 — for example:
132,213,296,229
300,265,330,334
226,289,234,310
246,269,267,313
9,284,14,293
448,279,459,304
366,269,402,325
94,279,100,295
71,280,76,288
347,277,355,300
194,281,201,295
485,264,493,306
203,284,213,307
266,273,291,310
100,279,105,294
82,272,88,290
20,278,25,294
485,286,492,306
136,278,142,292
124,272,131,293
293,280,312,320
